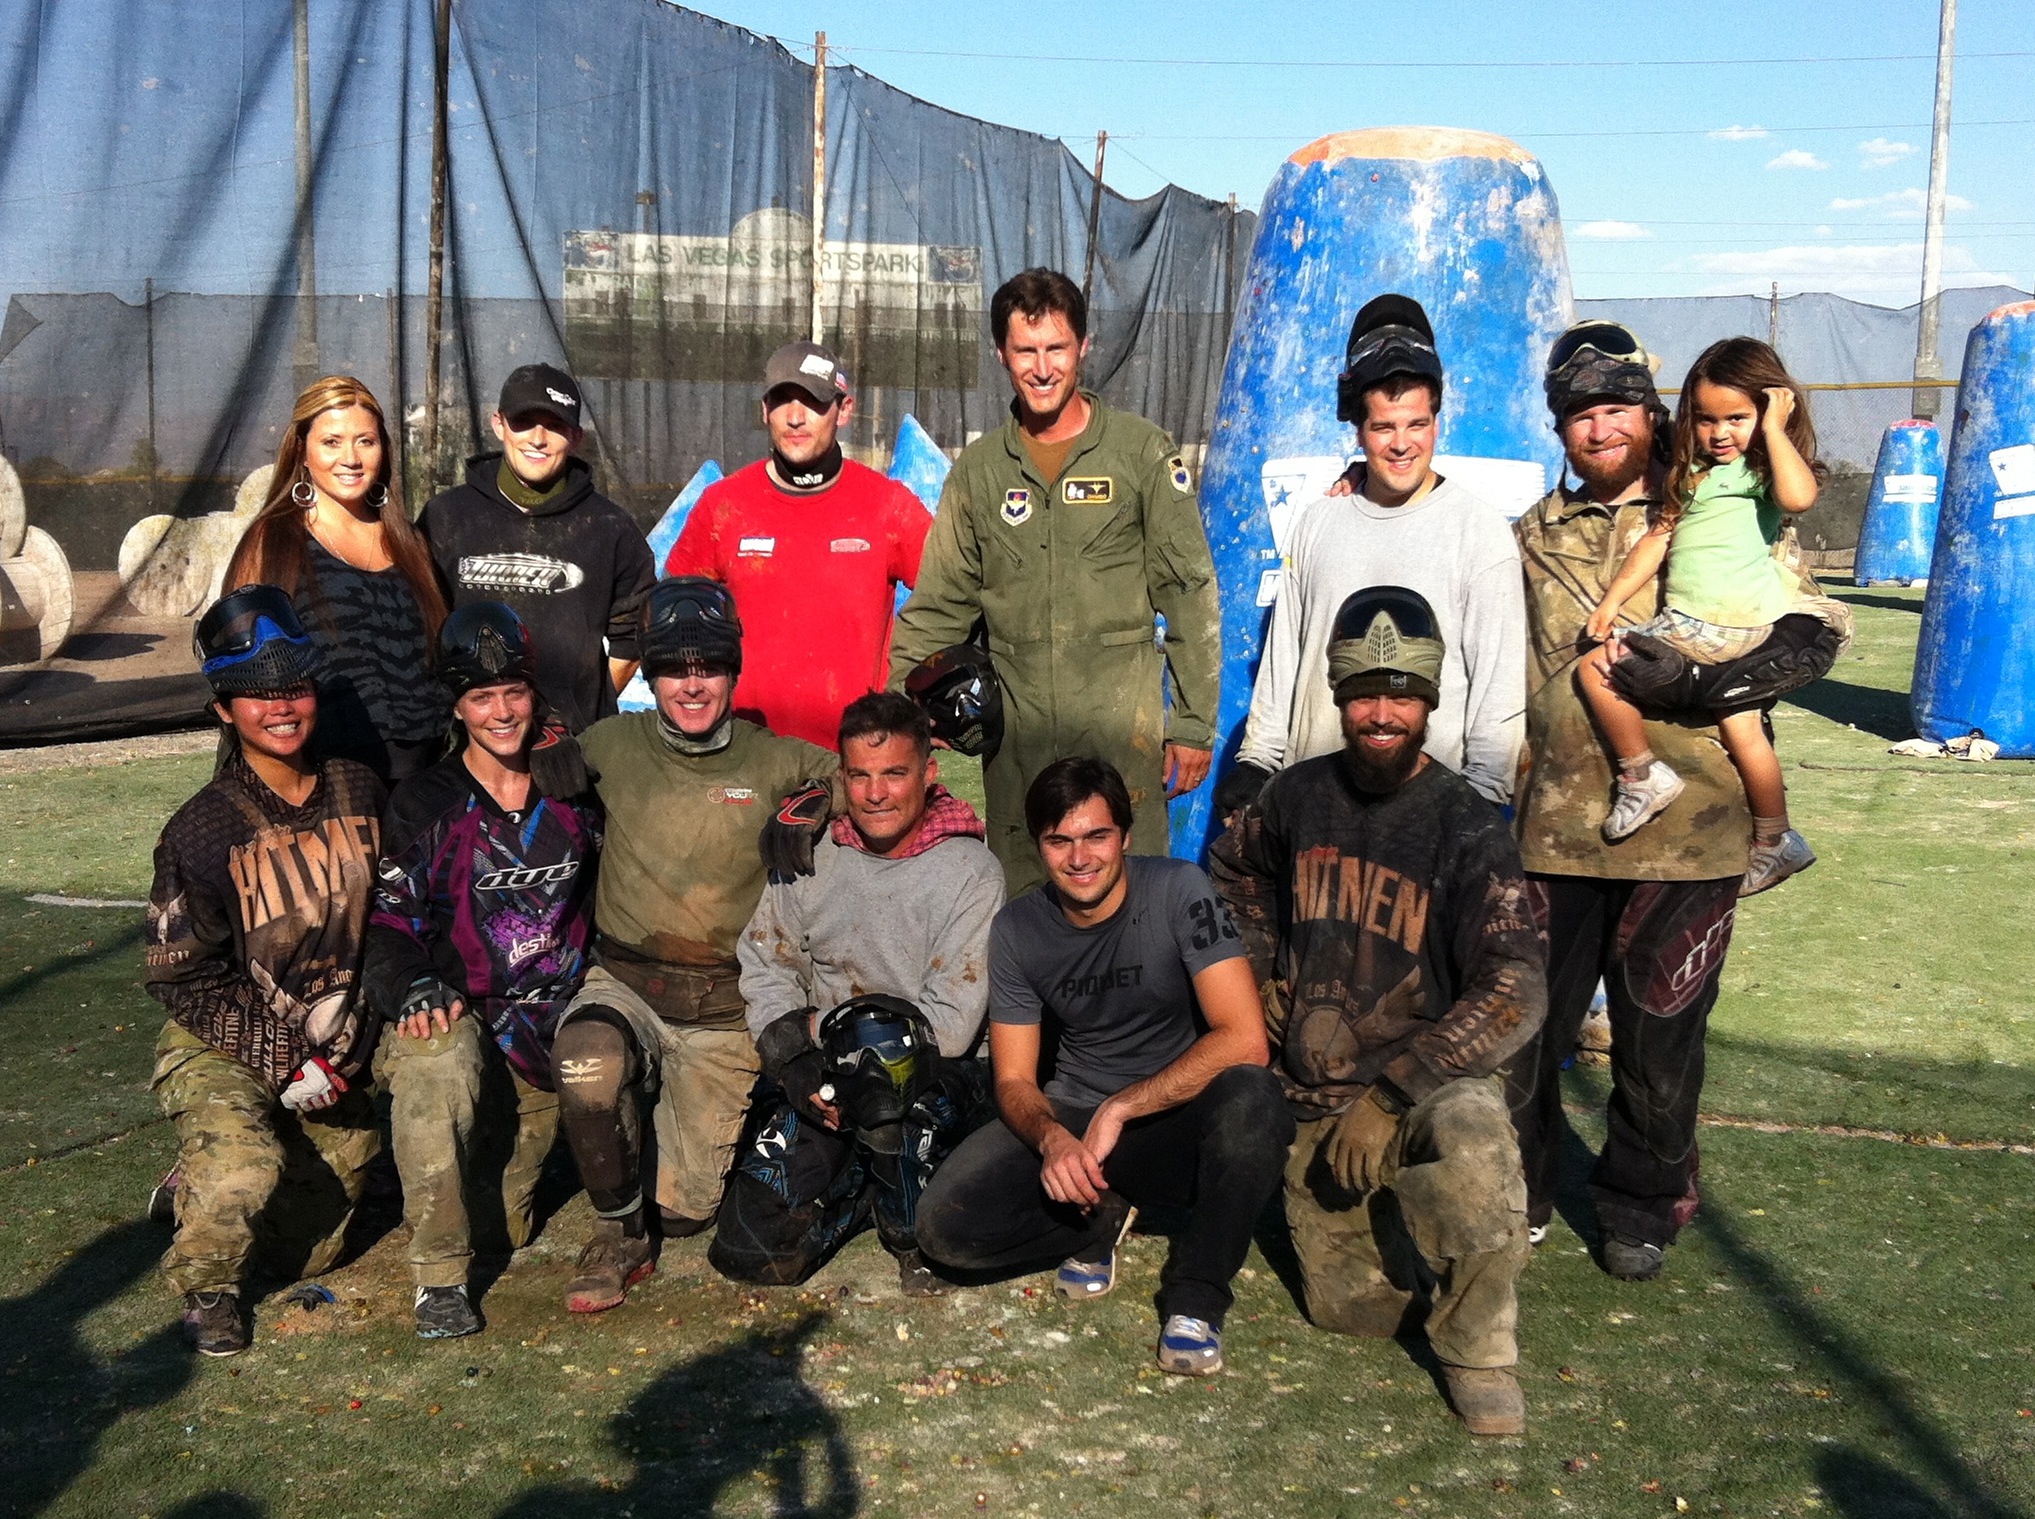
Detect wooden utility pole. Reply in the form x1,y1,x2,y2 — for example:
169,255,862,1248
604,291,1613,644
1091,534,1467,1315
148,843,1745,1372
1082,132,1108,303
291,0,319,394
424,0,451,483
1913,0,1957,419
810,32,827,344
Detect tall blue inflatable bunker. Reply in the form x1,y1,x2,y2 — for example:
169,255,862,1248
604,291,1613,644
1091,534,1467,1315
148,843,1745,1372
1855,419,1944,586
1170,126,1573,861
1912,301,2035,754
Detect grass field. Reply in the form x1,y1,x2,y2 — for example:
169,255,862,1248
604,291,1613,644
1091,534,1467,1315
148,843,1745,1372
2,586,2031,1518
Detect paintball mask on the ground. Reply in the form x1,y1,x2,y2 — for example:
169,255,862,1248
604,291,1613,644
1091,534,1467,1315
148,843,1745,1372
817,994,937,1150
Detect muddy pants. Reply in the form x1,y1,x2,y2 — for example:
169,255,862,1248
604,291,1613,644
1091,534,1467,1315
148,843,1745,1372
1505,875,1737,1247
377,1016,559,1289
551,965,760,1230
1285,1077,1528,1370
152,1021,380,1297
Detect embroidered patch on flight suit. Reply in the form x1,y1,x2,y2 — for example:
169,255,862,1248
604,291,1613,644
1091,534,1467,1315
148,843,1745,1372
1168,455,1193,493
1062,477,1113,505
1001,489,1032,525
829,537,871,553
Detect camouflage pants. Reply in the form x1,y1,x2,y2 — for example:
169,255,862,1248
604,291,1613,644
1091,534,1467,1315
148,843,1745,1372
1285,1077,1529,1369
152,1020,381,1297
377,1016,559,1288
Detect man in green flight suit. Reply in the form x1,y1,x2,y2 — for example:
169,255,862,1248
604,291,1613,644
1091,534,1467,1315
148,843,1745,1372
891,267,1221,893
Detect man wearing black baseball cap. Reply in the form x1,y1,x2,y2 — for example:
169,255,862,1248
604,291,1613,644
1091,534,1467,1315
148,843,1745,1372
666,340,931,748
420,362,656,733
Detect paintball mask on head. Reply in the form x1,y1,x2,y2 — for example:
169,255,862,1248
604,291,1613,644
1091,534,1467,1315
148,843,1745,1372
437,600,537,698
639,576,743,679
196,584,319,699
817,995,938,1157
904,640,1004,760
1335,294,1444,423
1543,319,1662,418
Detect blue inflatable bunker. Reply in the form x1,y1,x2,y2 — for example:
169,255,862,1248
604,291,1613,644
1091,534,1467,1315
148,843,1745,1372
1170,126,1574,861
1912,301,2035,754
1855,419,1944,586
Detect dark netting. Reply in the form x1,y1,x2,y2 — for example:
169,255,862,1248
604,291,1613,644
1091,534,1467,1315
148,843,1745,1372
0,0,1249,742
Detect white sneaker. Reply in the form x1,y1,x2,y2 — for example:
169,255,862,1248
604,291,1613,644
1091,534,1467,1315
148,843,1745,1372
1741,829,1816,897
1602,760,1686,841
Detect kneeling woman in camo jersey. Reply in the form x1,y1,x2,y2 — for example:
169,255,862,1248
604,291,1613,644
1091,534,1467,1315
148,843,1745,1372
146,586,386,1357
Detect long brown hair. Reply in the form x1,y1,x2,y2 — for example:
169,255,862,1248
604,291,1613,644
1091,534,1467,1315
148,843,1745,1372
1665,337,1821,514
225,375,447,638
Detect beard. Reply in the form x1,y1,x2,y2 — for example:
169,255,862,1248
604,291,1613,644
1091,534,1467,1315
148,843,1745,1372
1339,709,1429,792
1568,425,1656,498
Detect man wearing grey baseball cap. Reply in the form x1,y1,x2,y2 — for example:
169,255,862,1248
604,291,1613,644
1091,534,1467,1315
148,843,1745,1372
666,340,932,749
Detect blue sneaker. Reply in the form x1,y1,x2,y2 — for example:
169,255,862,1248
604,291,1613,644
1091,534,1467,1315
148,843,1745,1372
1053,1194,1137,1300
1157,1314,1223,1376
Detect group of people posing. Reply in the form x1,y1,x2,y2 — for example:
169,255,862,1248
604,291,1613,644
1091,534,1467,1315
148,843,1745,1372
141,266,1849,1441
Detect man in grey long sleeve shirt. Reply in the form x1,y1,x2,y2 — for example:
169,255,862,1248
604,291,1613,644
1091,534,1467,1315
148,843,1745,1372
708,692,1005,1295
1219,294,1526,813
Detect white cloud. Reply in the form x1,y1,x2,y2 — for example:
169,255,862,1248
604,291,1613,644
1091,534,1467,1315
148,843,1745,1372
1709,125,1768,141
1572,220,1651,241
1859,136,1917,168
1816,225,1833,237
1688,241,2016,301
1766,149,1830,171
1827,187,1974,216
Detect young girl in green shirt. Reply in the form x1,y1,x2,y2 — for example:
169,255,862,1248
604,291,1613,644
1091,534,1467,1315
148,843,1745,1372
1579,337,1823,895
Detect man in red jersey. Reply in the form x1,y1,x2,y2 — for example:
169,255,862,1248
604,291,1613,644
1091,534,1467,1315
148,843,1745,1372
665,342,932,747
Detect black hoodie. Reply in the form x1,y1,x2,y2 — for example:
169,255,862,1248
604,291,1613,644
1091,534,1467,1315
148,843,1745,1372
420,453,656,732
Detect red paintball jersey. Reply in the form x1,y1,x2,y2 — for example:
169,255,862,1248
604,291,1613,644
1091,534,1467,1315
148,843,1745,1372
665,458,931,748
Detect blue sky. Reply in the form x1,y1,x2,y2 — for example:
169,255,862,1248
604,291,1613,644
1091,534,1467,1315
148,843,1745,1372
704,0,2034,308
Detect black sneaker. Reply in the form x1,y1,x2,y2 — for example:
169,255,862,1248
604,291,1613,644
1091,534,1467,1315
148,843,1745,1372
1602,1234,1665,1281
182,1290,248,1357
414,1283,482,1339
894,1247,951,1299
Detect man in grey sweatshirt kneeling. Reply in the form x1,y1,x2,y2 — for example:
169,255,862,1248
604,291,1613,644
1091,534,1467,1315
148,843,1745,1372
710,691,1007,1295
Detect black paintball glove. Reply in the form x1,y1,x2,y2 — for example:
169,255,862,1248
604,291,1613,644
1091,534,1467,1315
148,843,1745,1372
1213,759,1274,821
529,714,594,801
755,1007,832,1124
759,781,832,885
397,974,464,1037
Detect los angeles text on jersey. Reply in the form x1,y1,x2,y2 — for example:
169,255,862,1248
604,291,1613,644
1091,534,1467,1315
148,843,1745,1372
1290,846,1431,955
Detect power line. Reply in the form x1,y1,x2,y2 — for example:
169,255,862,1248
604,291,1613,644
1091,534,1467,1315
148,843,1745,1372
1088,117,2034,143
824,43,2034,70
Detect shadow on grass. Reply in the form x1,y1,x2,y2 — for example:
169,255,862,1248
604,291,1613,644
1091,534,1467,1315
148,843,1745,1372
1783,677,1915,741
1698,1205,2027,1519
2,1219,194,1517
162,1495,264,1519
0,919,145,1008
493,1310,858,1518
1832,592,1926,615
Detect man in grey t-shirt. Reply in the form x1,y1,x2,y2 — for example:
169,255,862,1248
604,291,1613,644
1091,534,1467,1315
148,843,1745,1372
917,757,1293,1378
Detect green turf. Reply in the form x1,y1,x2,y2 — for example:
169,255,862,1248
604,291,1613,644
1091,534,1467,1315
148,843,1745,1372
2,594,2033,1517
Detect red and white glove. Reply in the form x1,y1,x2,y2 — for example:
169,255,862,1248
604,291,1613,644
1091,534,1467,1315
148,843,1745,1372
280,1057,347,1113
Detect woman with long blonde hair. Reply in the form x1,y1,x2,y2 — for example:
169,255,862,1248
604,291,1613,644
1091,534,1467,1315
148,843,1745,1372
226,376,450,782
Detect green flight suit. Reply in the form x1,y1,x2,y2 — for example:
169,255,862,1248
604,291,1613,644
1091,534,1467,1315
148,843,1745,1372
891,391,1221,893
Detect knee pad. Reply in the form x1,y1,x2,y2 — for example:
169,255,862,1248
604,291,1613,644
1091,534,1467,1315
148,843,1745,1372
552,1007,640,1113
